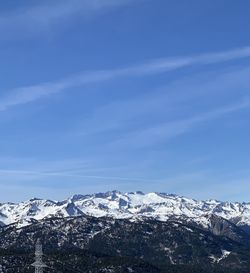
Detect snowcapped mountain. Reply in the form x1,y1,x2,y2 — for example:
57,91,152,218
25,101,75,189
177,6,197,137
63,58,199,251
0,191,250,229
1,191,250,272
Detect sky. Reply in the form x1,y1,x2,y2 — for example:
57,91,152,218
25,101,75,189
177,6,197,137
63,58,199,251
0,0,250,202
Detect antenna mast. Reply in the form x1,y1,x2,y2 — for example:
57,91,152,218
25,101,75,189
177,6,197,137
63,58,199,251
31,239,47,273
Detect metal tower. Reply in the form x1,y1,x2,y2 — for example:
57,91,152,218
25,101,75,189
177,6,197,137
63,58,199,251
31,239,47,273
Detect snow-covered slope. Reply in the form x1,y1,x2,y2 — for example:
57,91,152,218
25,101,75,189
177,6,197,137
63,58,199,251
0,191,250,228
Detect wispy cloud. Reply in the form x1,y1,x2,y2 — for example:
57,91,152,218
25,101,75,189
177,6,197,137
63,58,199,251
0,168,160,183
71,65,250,146
23,0,134,25
0,156,161,185
110,98,250,148
0,0,135,31
1,46,250,112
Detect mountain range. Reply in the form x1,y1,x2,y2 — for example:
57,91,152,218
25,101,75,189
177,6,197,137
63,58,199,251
1,191,250,273
0,191,250,231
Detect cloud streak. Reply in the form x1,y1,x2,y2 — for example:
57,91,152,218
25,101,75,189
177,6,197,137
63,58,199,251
0,157,162,187
1,46,250,112
0,168,162,184
0,0,135,30
111,99,250,148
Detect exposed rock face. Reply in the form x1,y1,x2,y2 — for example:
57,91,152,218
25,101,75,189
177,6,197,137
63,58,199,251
207,214,249,242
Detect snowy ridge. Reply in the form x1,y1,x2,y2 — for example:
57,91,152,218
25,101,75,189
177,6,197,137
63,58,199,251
0,191,250,228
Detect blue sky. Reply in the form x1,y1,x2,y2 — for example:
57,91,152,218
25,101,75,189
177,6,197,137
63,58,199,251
1,0,250,202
